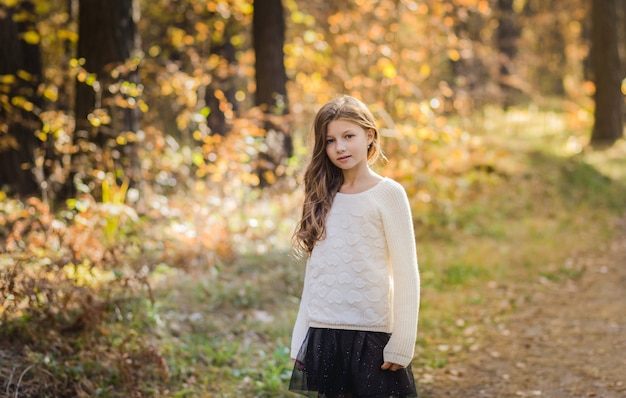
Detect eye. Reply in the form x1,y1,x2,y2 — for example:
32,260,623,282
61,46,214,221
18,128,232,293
345,134,354,139
326,138,335,144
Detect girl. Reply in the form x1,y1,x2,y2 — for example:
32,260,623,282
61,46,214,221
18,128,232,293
289,95,420,398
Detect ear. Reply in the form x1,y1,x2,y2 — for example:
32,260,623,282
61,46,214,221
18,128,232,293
367,129,375,145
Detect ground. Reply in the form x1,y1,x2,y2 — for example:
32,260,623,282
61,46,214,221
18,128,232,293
421,217,626,398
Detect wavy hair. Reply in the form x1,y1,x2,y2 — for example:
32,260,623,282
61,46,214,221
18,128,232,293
293,95,384,256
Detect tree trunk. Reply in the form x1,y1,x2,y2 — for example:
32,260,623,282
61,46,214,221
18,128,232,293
253,0,292,186
0,0,44,197
619,0,626,77
205,31,238,136
590,0,624,146
253,0,288,114
74,0,141,191
496,0,521,108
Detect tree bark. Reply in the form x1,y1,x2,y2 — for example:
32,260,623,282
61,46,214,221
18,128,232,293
496,0,521,108
253,0,292,186
205,31,238,136
0,0,44,196
590,0,624,146
74,0,140,189
253,0,288,114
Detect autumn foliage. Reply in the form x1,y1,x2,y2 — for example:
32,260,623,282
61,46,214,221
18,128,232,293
0,0,623,396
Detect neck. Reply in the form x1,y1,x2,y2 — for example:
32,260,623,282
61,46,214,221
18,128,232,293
342,166,371,186
340,167,382,194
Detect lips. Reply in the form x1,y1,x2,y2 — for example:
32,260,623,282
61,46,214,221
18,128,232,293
337,155,351,162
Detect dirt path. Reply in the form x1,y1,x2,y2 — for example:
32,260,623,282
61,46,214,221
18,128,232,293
421,218,626,398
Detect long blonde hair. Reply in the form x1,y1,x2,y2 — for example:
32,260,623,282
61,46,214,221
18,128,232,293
293,95,384,256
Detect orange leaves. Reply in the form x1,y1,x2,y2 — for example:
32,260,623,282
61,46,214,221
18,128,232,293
476,0,491,14
377,96,506,227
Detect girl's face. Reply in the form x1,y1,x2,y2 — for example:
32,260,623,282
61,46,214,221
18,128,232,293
325,119,373,172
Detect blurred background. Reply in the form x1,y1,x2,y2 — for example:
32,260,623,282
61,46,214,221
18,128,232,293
0,0,625,396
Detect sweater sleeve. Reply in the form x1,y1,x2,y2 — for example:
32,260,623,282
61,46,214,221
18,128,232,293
290,262,311,359
379,181,420,367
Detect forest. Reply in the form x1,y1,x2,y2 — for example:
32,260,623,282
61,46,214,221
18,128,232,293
1,0,625,396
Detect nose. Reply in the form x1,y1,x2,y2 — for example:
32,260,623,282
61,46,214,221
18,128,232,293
336,139,346,152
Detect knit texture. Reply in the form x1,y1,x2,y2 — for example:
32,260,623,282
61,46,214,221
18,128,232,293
291,177,420,367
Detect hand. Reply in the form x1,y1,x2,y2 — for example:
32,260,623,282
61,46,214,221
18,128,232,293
293,359,305,371
381,361,403,371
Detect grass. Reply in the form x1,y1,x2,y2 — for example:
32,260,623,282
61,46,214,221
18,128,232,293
2,106,625,396
136,253,302,397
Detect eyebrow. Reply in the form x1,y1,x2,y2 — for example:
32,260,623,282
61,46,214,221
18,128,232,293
326,128,358,137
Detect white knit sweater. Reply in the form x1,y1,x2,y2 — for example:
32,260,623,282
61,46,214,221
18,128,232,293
291,177,420,367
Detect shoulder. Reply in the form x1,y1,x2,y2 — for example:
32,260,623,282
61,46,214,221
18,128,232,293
375,178,409,200
370,178,412,218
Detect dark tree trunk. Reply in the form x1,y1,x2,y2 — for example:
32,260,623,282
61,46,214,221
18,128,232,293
253,0,288,114
619,0,626,77
74,0,140,190
590,0,624,146
0,0,44,197
253,0,292,186
205,32,238,136
496,0,521,108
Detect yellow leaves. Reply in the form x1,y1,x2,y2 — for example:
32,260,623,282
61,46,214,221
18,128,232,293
191,151,204,167
21,30,40,45
76,69,98,88
102,176,129,205
303,30,318,44
69,57,85,69
417,127,438,141
57,28,78,43
16,69,32,81
237,1,253,15
64,259,114,287
448,49,461,62
116,132,139,146
87,109,111,127
0,74,15,85
168,26,190,48
230,34,244,47
377,58,397,79
10,95,34,111
148,45,161,57
195,21,210,41
291,10,315,26
43,85,58,101
262,170,276,185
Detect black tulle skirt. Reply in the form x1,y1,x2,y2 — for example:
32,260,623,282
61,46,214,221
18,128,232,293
289,328,418,398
